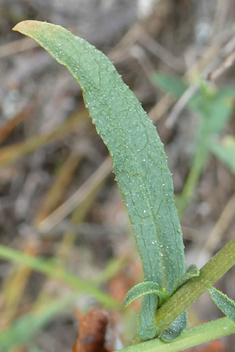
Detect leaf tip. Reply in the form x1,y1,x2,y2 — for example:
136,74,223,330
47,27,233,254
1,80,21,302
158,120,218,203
13,20,45,35
13,20,33,33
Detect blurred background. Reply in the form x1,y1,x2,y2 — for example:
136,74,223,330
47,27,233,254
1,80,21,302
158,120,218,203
0,0,235,351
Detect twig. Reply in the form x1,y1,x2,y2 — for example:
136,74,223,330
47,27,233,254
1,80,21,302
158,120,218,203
37,156,112,233
165,34,235,128
137,28,184,72
0,37,38,58
202,193,235,253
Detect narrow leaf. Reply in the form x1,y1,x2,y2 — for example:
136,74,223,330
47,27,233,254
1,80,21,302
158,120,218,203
124,282,167,307
172,264,200,295
13,21,186,340
209,286,235,323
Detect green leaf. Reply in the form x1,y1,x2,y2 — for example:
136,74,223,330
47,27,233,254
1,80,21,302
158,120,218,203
152,74,188,99
124,282,167,307
153,75,235,129
153,238,235,336
128,266,198,341
13,21,186,340
156,76,235,216
195,88,235,138
160,311,188,342
171,264,200,295
209,135,235,174
209,287,235,323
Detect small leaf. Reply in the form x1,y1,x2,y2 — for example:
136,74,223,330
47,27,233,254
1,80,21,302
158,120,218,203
172,264,200,295
209,287,235,323
124,282,167,307
160,311,188,342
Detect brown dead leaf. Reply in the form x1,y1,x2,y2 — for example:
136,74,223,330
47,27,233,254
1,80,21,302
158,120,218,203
72,308,109,352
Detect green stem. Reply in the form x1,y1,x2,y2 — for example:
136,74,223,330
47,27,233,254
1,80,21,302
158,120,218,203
154,238,235,335
0,245,123,311
121,318,235,352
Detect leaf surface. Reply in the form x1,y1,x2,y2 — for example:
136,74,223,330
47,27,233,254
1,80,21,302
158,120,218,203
160,311,188,342
13,21,186,340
